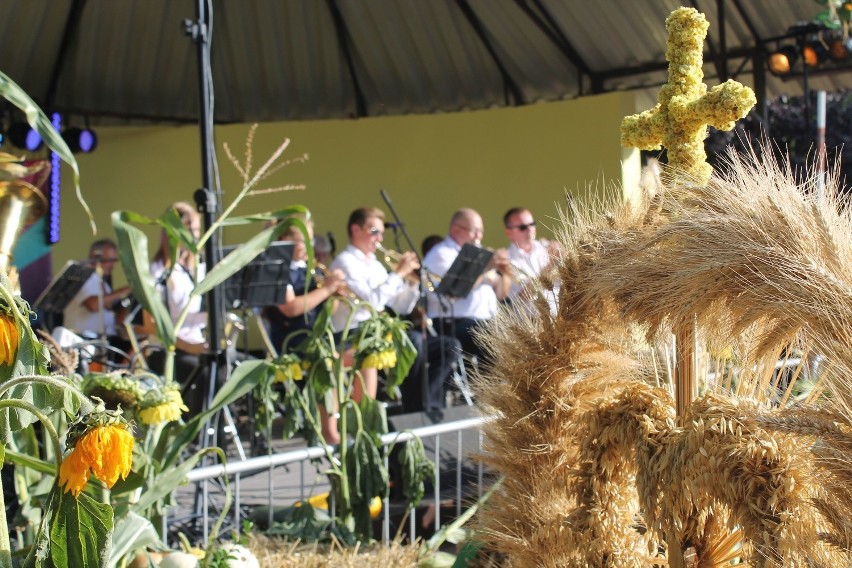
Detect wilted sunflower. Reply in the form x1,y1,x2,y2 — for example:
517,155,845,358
138,385,188,425
59,422,134,497
81,372,143,411
273,353,304,383
0,313,19,366
361,344,397,370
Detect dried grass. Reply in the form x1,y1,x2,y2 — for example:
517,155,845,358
473,146,852,566
244,534,420,567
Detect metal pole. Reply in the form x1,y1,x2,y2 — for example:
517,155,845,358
816,90,827,201
186,0,224,450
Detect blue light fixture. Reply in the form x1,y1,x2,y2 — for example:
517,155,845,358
62,127,98,154
8,122,43,152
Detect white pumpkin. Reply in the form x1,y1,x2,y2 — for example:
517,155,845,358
220,543,259,568
157,551,200,568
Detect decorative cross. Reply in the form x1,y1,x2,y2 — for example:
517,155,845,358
621,7,756,186
621,7,756,419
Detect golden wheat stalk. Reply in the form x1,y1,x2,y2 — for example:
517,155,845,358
474,145,852,565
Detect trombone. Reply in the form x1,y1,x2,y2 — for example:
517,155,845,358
375,244,441,292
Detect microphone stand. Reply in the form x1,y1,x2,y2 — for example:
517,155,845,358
380,190,436,412
186,0,226,452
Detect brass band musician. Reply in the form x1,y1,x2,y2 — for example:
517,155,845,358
63,239,132,339
422,207,510,365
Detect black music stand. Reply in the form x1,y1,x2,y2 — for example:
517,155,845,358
34,261,95,330
222,241,294,309
435,244,493,299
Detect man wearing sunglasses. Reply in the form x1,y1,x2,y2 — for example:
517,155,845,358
503,207,559,306
331,207,460,413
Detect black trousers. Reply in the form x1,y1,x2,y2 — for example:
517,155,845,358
399,330,462,413
434,316,491,366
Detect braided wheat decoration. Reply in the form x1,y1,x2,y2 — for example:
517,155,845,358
475,8,851,567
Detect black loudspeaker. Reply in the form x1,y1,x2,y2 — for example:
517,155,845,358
386,405,482,503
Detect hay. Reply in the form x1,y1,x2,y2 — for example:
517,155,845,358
245,534,420,567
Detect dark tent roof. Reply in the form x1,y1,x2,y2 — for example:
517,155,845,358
0,0,848,126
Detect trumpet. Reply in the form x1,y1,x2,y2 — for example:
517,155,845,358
375,244,441,292
310,262,362,303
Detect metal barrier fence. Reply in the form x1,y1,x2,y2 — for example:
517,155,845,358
167,415,490,545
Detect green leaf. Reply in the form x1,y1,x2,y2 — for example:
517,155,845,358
345,431,388,540
0,378,68,443
422,477,503,559
451,539,484,566
156,207,198,261
419,551,459,568
22,483,59,568
192,219,295,297
0,70,94,234
130,450,203,515
264,504,333,541
5,448,54,475
50,490,114,567
400,434,435,508
162,359,269,469
385,327,418,396
358,395,387,446
107,512,162,568
112,210,175,347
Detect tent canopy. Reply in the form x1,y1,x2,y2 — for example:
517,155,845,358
0,0,848,126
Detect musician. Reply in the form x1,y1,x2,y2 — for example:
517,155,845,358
422,208,511,364
143,202,208,413
63,239,132,339
263,216,347,353
502,207,560,307
332,207,460,413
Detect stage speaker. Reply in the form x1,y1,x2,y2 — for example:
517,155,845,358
386,405,482,502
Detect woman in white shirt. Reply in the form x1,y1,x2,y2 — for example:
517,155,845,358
143,202,208,413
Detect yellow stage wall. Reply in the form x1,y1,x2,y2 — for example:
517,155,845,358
54,91,639,280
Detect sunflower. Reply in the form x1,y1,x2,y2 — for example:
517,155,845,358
59,423,134,497
273,354,304,383
138,387,188,425
361,348,397,370
0,313,19,366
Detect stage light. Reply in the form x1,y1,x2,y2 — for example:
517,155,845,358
767,45,799,75
62,127,98,154
7,122,43,152
803,40,829,67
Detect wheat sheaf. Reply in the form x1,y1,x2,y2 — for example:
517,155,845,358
475,142,852,566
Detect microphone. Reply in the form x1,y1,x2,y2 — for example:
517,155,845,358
385,222,402,229
326,231,336,256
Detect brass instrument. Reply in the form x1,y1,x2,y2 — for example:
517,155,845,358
0,179,47,289
375,244,441,292
310,262,362,303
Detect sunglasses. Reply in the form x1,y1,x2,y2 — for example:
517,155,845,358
368,226,384,236
508,221,536,231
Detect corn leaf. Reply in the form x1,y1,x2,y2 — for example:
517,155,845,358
0,70,94,234
112,210,175,347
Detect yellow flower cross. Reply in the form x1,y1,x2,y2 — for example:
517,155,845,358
621,7,756,185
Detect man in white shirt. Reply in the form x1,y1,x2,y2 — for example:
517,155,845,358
422,208,510,364
332,207,461,413
331,207,420,333
63,239,132,338
502,207,559,309
331,207,420,402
